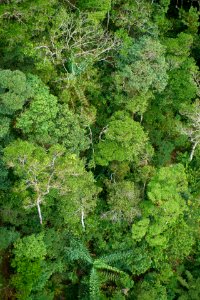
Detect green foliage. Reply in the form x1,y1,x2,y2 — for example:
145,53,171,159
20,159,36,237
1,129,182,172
105,180,141,222
16,78,89,152
11,234,47,299
13,234,46,260
132,218,150,242
89,267,101,300
176,270,200,300
0,227,20,251
164,33,194,69
114,36,168,111
178,100,200,161
0,69,33,141
31,11,116,78
147,164,188,205
111,0,153,35
152,0,172,33
78,0,111,11
78,0,111,22
0,69,32,114
164,59,197,110
3,140,98,225
132,164,195,264
66,239,133,299
179,7,200,35
0,0,200,299
95,111,153,166
134,276,168,300
0,148,10,190
145,164,190,249
16,79,59,145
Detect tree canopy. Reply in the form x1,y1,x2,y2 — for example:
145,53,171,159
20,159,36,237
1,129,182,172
1,0,200,299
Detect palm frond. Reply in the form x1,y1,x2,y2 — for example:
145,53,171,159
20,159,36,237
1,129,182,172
94,259,125,275
100,250,133,265
65,239,93,264
89,267,101,300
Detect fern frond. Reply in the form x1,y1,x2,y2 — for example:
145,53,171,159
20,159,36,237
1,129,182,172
94,259,125,275
101,269,133,289
177,275,189,289
89,267,101,300
185,270,193,282
101,270,121,283
100,250,133,265
65,239,92,264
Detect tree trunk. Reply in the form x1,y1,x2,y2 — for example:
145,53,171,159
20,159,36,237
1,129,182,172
189,141,198,162
81,208,85,230
37,201,43,225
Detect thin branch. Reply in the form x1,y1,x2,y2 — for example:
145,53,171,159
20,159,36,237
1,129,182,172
37,200,43,225
81,208,85,230
63,0,80,11
99,125,108,140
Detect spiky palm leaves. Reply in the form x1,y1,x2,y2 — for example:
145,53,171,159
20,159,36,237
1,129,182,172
65,239,133,299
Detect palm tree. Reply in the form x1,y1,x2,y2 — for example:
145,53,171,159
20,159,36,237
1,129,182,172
65,239,133,299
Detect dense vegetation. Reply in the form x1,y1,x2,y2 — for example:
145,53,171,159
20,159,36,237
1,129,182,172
0,0,200,299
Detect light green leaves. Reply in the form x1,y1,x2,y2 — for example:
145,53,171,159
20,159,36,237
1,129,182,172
3,140,98,225
16,76,89,152
132,218,150,242
105,180,141,222
13,234,46,262
147,164,188,205
17,93,58,144
11,234,48,299
132,164,192,254
0,69,33,140
78,0,111,11
115,36,168,95
164,33,194,69
0,69,32,114
95,111,153,166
